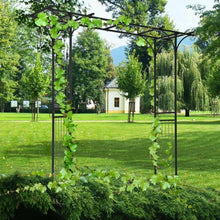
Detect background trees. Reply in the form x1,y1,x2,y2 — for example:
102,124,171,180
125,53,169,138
98,0,174,113
72,29,116,113
21,53,50,120
195,1,220,98
0,0,20,112
155,48,209,116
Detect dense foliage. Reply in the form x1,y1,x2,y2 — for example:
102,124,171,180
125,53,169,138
117,52,145,122
194,0,220,97
0,1,20,112
72,30,116,113
20,53,50,120
149,48,210,116
1,173,220,220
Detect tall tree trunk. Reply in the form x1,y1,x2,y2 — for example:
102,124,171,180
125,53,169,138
32,102,36,121
128,99,135,123
128,108,131,123
185,108,190,117
37,99,39,121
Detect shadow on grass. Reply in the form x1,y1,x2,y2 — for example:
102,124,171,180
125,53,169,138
75,129,220,172
75,138,152,171
2,126,220,173
3,142,52,158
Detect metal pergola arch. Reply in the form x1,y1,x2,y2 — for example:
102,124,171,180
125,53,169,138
30,6,194,175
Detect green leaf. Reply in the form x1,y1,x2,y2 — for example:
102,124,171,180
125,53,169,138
69,143,77,153
103,176,111,183
68,20,80,29
118,24,123,29
80,17,86,25
35,12,48,27
49,15,58,26
60,168,68,178
87,21,95,29
55,187,62,193
50,27,59,39
136,37,146,47
150,99,154,106
53,40,64,51
79,176,88,184
155,125,162,134
161,181,171,190
81,17,90,26
149,87,154,96
149,130,156,141
107,19,113,25
127,184,134,192
92,18,102,28
56,68,65,79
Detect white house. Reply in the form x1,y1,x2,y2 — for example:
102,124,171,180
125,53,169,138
104,78,140,113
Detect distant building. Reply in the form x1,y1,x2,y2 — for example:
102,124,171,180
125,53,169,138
104,78,140,113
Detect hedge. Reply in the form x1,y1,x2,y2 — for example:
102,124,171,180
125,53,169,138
0,173,220,220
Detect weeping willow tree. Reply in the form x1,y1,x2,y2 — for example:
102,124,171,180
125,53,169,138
155,52,183,112
157,75,183,112
155,48,209,116
178,48,209,116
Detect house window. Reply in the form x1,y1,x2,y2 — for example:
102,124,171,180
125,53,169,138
114,97,120,107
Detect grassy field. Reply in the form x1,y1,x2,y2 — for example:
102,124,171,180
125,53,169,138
0,112,219,190
0,111,219,121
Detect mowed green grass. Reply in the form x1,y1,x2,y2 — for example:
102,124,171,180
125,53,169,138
0,111,219,121
0,113,219,190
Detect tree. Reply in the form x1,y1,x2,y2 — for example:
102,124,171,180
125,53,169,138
155,48,209,116
0,0,20,112
195,1,220,97
98,0,167,22
72,29,116,113
21,53,50,120
117,52,145,122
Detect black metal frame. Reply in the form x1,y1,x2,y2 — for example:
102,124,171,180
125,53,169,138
29,6,193,175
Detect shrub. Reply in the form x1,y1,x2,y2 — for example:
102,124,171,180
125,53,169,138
0,173,220,220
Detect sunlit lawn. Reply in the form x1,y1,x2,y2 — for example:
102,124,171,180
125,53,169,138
0,111,219,121
0,112,219,190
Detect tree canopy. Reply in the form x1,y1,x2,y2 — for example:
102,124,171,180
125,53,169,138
155,48,209,116
117,52,145,122
21,53,50,119
195,1,220,97
72,29,116,112
0,0,20,112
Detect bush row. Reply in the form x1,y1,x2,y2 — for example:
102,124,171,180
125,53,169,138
0,173,220,220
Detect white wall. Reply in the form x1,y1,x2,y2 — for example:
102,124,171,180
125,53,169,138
105,88,141,113
106,89,124,113
124,97,140,113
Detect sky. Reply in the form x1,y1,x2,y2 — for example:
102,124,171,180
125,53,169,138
77,0,216,49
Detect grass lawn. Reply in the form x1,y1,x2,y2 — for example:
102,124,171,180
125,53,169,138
0,112,219,190
0,111,219,121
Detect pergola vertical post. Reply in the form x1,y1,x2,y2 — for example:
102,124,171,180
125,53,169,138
174,34,178,176
153,38,157,119
153,38,157,175
69,27,73,105
52,39,55,175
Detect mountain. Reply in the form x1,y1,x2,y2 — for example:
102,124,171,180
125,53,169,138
110,38,196,65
